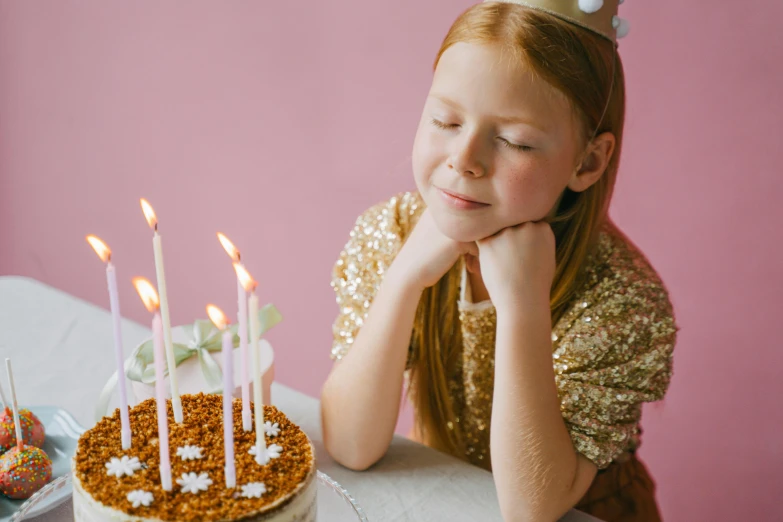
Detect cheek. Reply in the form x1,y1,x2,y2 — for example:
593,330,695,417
498,163,564,219
412,125,445,187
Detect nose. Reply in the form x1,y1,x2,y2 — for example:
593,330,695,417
448,131,487,178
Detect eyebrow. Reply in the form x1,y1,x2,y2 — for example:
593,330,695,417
428,94,549,134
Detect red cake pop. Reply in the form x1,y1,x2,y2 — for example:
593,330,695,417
0,445,52,499
0,359,52,498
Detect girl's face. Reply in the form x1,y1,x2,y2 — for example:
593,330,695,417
412,42,586,243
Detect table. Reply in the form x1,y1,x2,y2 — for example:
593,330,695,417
0,276,599,522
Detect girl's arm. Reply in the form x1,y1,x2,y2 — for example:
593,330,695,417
478,222,596,521
491,298,597,522
322,208,476,471
321,264,422,471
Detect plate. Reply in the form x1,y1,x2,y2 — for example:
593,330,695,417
11,471,369,521
0,406,85,522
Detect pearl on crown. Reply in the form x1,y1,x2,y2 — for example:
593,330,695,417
612,16,630,38
578,0,604,14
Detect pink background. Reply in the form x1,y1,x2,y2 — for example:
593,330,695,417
1,1,781,519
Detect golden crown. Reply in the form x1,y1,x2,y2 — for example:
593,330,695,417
484,0,629,44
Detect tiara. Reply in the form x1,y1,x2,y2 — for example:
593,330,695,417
484,0,629,44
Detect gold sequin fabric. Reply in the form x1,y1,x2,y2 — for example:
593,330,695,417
330,192,678,470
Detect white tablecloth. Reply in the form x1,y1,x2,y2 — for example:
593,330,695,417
0,276,599,522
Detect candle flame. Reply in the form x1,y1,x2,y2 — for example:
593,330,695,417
216,232,240,262
140,198,158,231
132,277,160,313
86,235,111,263
233,263,257,292
206,304,230,330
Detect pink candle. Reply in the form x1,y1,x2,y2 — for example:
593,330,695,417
152,312,172,491
217,233,251,432
237,276,251,431
86,235,131,450
222,327,236,488
107,263,132,450
207,303,236,489
133,277,172,491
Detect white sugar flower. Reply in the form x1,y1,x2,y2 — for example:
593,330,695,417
264,421,281,438
177,472,213,494
127,490,153,508
240,482,267,499
176,445,204,461
106,456,142,478
249,443,283,465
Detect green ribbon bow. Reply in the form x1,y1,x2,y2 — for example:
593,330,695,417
95,304,282,422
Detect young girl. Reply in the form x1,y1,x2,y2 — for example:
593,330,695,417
321,1,678,521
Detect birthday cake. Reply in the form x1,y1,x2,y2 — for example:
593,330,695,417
72,393,316,522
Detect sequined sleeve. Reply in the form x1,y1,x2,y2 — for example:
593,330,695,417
329,192,424,362
553,272,678,470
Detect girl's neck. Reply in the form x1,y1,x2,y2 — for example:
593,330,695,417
464,254,491,303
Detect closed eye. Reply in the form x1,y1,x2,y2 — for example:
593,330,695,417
498,137,534,152
430,118,459,130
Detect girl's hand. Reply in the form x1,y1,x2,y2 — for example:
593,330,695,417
391,209,478,291
476,221,556,309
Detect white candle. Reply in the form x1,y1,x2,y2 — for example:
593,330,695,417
4,359,23,451
237,275,251,431
248,292,266,453
153,313,173,491
153,232,182,423
86,235,131,449
141,199,183,424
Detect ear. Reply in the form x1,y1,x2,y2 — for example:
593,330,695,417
567,132,616,193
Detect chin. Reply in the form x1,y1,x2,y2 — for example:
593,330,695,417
429,210,497,243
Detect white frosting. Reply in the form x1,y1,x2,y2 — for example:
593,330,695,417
176,472,213,494
241,482,268,499
176,445,204,461
126,490,153,508
249,443,283,465
264,421,281,437
105,456,141,478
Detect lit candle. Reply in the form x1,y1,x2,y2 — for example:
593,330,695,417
206,304,236,488
132,277,172,491
140,199,183,424
233,263,265,455
217,233,251,432
86,235,132,450
4,359,24,452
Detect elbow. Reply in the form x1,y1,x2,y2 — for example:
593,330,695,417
322,429,381,471
328,445,378,472
499,502,564,522
497,486,577,522
320,396,384,472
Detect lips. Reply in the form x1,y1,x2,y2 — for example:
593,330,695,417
437,188,490,211
438,188,488,205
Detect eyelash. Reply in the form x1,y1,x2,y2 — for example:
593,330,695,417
429,118,533,152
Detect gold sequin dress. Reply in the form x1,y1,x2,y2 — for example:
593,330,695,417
329,192,678,517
